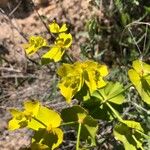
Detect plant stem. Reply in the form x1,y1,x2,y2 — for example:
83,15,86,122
106,102,123,122
61,121,77,126
76,123,82,150
136,130,150,139
65,53,74,63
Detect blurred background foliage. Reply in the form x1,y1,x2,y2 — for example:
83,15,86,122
81,0,150,67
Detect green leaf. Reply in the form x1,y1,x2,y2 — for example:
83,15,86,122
31,128,63,150
114,120,145,150
61,105,87,122
92,82,125,104
114,123,137,150
122,120,144,132
128,59,150,104
61,106,98,146
80,115,98,146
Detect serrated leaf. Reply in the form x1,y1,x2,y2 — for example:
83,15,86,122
31,128,63,150
61,106,98,146
92,82,125,104
128,59,150,104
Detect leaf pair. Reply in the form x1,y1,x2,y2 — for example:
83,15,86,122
57,60,108,103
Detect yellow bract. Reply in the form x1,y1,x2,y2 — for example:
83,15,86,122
56,33,72,48
24,36,47,56
8,100,63,150
30,106,62,130
42,33,72,62
42,46,65,62
8,100,40,130
128,59,150,104
49,22,68,33
57,60,108,103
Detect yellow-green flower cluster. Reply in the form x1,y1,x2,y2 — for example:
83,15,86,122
24,22,72,62
57,60,108,103
8,100,63,150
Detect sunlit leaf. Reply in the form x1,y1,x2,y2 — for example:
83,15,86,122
8,114,27,130
113,121,145,150
24,36,47,56
122,120,144,132
92,82,125,104
42,33,72,62
80,115,98,146
114,123,137,150
128,59,150,104
58,76,81,103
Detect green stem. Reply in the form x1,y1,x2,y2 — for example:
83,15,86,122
65,53,74,63
32,117,47,128
76,123,82,150
106,102,123,122
61,121,77,126
132,134,144,150
136,130,150,139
